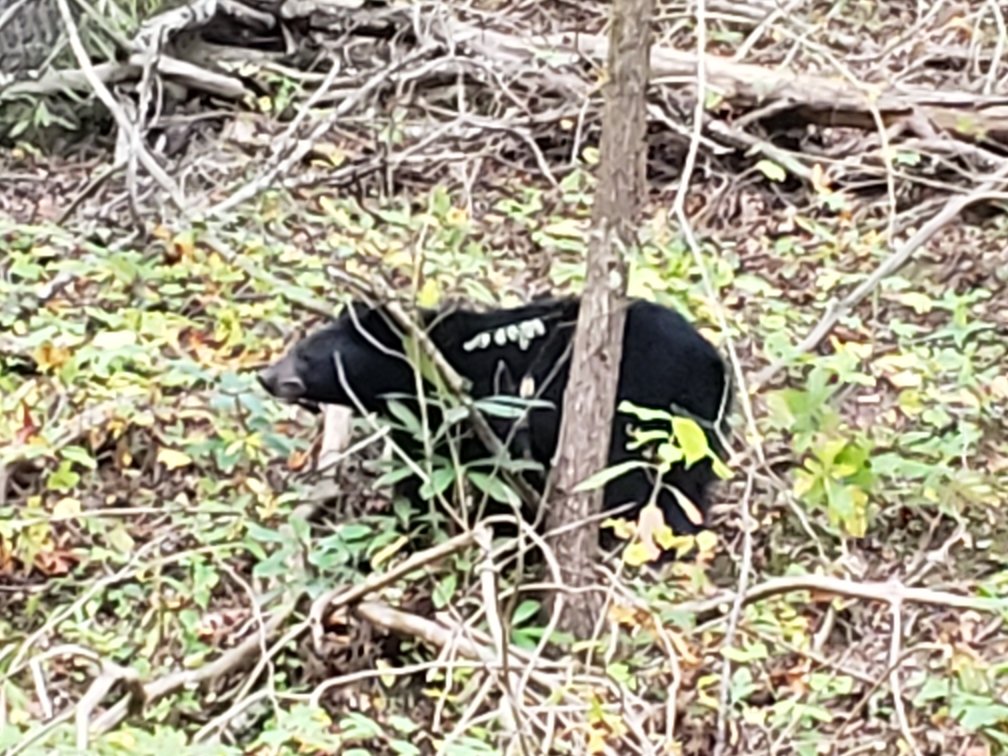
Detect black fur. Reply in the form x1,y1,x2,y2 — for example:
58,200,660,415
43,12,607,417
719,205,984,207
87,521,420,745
258,297,730,545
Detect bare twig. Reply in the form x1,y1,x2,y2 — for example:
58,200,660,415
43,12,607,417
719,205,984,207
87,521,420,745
54,0,186,212
204,44,439,218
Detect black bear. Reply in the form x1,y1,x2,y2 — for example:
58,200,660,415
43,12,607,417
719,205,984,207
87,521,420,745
258,297,730,547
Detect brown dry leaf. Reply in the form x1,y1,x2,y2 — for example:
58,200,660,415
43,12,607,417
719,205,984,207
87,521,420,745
288,447,313,472
171,231,197,262
608,603,642,628
197,608,248,643
34,549,77,576
15,403,39,444
665,628,700,667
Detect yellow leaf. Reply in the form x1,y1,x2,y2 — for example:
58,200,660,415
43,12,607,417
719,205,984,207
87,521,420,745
793,470,815,497
627,262,665,299
417,278,440,309
587,730,607,754
890,291,933,313
371,535,408,568
172,231,196,260
318,195,339,216
811,162,828,192
623,541,657,567
157,448,192,470
665,628,700,665
245,478,267,496
607,603,639,627
830,339,873,360
33,342,72,371
377,659,395,687
107,525,135,554
541,218,587,239
132,410,155,428
103,731,137,750
652,522,677,550
877,352,919,370
888,370,921,388
601,517,635,539
312,142,346,166
695,530,718,554
384,248,413,268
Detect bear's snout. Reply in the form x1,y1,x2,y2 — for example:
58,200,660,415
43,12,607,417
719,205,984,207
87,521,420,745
258,359,306,400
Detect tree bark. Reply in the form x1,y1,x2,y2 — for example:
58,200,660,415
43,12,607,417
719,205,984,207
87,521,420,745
546,0,654,639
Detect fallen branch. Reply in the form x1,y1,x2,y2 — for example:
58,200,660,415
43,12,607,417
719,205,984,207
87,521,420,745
684,573,1008,619
752,156,1008,389
54,0,187,211
453,22,1008,145
313,528,484,638
1,53,247,100
90,604,295,735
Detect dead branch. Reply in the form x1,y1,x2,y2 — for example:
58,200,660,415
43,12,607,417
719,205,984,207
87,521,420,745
453,22,1008,144
683,573,1008,619
752,156,1008,389
54,0,186,210
313,528,484,640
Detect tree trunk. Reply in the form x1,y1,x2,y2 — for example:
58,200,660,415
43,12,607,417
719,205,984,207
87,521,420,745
546,0,654,639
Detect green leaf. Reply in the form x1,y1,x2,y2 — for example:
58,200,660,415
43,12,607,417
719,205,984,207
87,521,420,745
245,522,288,544
511,599,540,625
617,400,673,423
468,471,520,507
389,741,422,756
387,714,420,734
722,641,768,663
573,460,647,492
625,428,668,450
605,662,631,684
374,464,417,488
385,399,422,436
46,460,80,492
432,572,457,609
419,467,455,500
61,445,97,470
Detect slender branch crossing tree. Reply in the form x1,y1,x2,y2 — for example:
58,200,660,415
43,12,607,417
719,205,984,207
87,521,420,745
546,0,655,637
